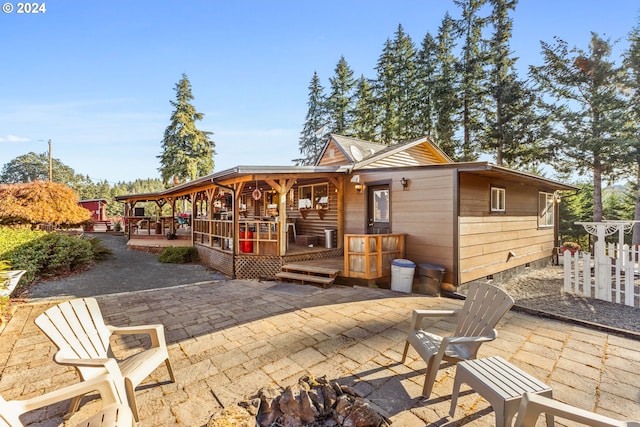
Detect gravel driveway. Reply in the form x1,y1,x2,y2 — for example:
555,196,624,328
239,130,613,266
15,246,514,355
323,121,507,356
25,233,226,301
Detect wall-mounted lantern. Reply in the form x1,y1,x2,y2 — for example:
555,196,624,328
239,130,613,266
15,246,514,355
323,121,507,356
400,177,409,190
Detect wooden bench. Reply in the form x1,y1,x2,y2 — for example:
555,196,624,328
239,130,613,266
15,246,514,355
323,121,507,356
450,356,553,427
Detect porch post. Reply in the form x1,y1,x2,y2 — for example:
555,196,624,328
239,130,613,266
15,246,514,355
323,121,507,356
190,191,198,244
234,183,245,257
265,178,296,256
168,197,175,235
327,176,344,250
279,188,287,255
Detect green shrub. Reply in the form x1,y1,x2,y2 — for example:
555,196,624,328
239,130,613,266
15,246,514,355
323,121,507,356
158,246,199,263
0,227,98,286
9,233,94,282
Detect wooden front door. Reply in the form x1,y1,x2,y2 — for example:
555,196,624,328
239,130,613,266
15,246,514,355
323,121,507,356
367,184,390,234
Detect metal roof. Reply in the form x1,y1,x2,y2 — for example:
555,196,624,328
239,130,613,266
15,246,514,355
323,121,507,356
114,165,342,201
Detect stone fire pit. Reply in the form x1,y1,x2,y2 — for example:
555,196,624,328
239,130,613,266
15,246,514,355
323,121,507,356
208,375,391,427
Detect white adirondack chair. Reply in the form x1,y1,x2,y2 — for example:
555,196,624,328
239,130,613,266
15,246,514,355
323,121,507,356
35,297,175,422
0,270,26,298
0,373,134,427
401,282,514,398
515,392,640,427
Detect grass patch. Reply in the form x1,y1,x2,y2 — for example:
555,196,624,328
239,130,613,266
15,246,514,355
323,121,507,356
158,246,199,263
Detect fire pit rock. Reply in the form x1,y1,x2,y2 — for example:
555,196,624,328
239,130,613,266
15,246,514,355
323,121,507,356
207,375,390,427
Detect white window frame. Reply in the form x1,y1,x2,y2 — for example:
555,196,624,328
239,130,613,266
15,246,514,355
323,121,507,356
538,191,555,228
490,187,506,212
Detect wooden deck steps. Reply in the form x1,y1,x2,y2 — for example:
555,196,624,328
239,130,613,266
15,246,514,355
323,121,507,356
276,263,340,287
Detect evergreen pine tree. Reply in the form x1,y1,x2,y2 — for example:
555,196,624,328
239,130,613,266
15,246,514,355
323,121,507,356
484,0,543,168
414,32,438,138
374,38,397,144
392,25,419,140
433,13,461,158
158,74,215,185
623,22,640,244
295,72,329,165
351,76,379,141
327,56,356,135
530,34,628,221
374,25,418,144
454,0,488,162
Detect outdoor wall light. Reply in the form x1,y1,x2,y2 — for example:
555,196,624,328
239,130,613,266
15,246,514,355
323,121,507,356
400,177,409,190
351,174,362,193
554,190,562,203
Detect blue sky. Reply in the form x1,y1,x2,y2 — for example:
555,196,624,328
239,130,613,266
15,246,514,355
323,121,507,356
1,0,639,183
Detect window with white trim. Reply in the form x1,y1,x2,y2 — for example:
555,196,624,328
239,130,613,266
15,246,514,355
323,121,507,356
490,187,506,212
538,192,554,227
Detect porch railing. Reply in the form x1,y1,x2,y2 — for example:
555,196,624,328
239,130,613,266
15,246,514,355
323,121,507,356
192,218,280,254
344,234,406,279
238,220,280,255
193,218,233,250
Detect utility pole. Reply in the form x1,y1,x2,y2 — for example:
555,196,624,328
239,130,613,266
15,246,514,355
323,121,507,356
48,139,52,182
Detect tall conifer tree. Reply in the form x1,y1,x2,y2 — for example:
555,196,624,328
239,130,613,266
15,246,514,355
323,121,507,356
415,32,438,138
393,25,419,140
433,14,461,158
295,72,329,165
158,74,215,185
454,0,487,161
327,56,356,134
374,25,417,144
351,76,378,141
375,38,397,144
623,22,640,243
530,34,628,221
484,0,542,167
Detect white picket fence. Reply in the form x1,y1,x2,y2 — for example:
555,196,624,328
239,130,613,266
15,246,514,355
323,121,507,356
563,244,640,307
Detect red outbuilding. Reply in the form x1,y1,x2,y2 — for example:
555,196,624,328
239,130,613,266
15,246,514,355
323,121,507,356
78,198,108,221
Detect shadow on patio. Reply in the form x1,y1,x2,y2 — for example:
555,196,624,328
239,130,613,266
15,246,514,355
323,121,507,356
1,280,640,426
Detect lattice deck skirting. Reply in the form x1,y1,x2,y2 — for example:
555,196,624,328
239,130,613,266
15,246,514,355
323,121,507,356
196,244,234,277
235,255,281,279
197,244,343,280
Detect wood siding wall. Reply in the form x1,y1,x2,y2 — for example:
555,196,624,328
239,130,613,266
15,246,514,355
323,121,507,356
458,173,555,284
286,179,338,247
360,145,446,168
317,141,350,166
343,168,456,285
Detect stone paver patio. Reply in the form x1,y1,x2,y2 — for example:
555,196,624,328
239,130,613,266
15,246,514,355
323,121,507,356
1,279,639,426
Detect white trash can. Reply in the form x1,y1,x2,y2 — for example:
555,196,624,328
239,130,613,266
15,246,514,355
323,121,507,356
391,259,416,293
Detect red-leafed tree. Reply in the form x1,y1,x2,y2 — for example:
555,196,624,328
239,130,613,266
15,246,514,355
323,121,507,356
0,181,91,228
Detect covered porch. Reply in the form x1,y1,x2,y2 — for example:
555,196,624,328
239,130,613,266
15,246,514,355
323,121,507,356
116,167,406,282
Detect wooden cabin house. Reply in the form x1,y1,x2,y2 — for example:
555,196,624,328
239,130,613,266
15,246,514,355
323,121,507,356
115,134,576,291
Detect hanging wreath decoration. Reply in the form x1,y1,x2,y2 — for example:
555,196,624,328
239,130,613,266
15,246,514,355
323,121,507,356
252,188,262,200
